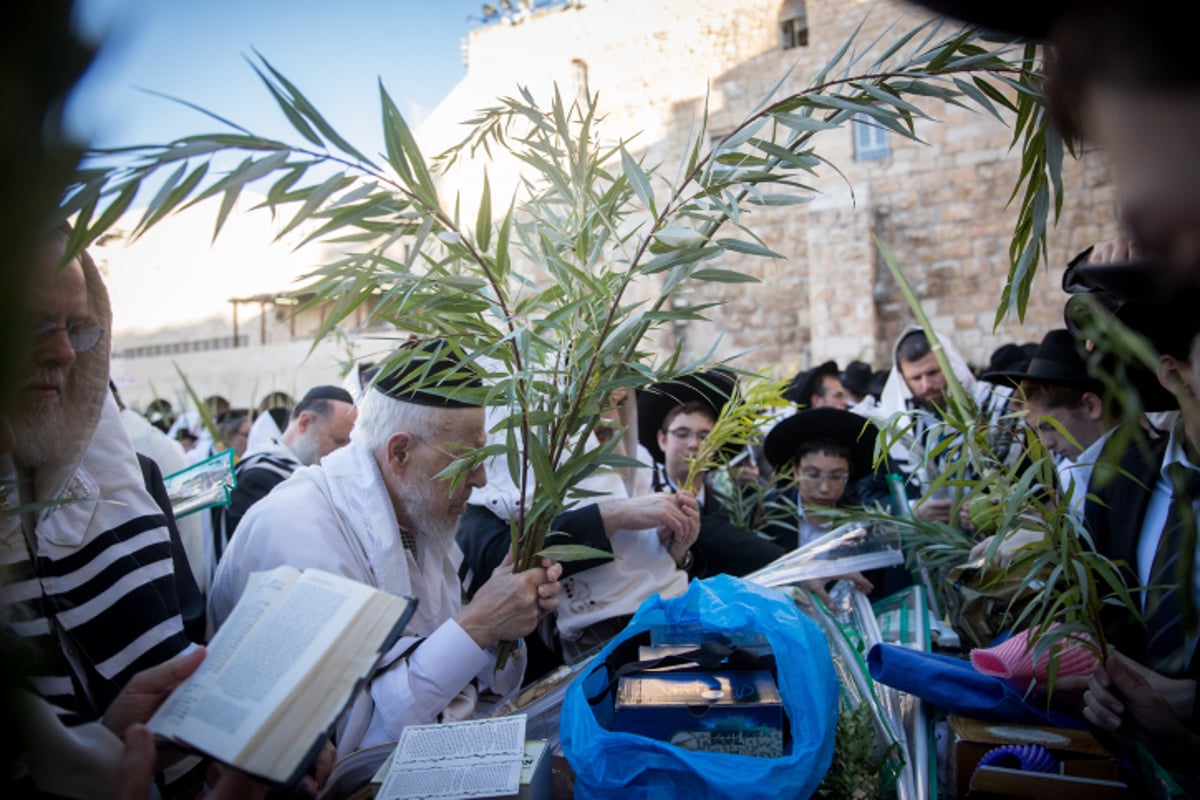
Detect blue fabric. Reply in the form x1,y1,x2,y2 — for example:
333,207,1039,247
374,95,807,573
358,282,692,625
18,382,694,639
561,575,839,800
867,643,1086,729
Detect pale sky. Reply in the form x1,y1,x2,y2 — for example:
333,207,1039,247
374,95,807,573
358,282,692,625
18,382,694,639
67,0,488,334
69,0,485,151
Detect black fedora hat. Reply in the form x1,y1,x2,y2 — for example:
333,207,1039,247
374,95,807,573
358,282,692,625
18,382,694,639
840,360,873,398
637,369,738,464
983,329,1101,391
762,408,879,481
985,342,1035,378
784,360,839,407
1062,256,1199,412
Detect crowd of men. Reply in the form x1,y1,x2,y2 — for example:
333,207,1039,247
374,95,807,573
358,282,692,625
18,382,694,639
5,219,1198,797
5,1,1200,797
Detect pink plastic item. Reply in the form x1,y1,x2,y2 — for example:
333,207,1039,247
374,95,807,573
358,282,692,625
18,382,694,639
970,626,1096,683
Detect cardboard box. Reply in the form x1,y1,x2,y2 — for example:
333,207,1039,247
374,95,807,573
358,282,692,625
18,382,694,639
511,740,551,800
612,670,783,757
948,716,1129,799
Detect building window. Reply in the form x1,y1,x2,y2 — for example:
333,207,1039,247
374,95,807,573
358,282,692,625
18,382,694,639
853,113,890,161
780,0,808,50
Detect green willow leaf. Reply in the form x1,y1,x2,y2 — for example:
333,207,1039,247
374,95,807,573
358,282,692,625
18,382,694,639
476,172,492,251
535,543,616,563
620,147,656,216
691,268,761,283
715,237,783,258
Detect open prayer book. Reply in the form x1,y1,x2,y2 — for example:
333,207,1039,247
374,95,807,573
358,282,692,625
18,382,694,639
148,566,416,786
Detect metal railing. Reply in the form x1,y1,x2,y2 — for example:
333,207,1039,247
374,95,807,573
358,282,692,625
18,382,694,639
114,335,249,359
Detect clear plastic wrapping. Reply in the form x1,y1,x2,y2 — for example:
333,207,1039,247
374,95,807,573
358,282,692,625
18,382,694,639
162,448,236,518
745,521,905,588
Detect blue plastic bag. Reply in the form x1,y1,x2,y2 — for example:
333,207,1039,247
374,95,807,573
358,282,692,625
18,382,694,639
561,575,838,800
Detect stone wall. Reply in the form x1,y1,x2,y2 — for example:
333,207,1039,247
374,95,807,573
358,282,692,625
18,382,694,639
421,0,1122,378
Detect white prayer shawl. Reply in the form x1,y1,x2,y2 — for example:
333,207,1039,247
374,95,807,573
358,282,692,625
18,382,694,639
208,440,524,756
554,461,688,639
237,436,303,480
872,325,999,485
244,410,283,455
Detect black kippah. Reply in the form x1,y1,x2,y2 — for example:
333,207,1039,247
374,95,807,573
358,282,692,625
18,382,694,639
300,385,354,405
372,338,484,408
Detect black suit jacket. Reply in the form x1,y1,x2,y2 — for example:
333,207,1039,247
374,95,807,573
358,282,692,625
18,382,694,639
1084,435,1167,666
455,503,610,600
224,467,289,537
692,488,786,579
136,453,207,643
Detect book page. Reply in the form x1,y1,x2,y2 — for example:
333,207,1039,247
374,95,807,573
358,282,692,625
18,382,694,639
377,715,526,800
149,566,378,768
150,565,299,737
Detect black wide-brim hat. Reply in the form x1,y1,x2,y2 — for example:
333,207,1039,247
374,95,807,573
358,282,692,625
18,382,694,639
637,369,738,464
785,360,839,407
1062,256,1200,412
983,329,1101,392
762,408,879,480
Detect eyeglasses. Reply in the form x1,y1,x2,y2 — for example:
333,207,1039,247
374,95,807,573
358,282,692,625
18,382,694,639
798,470,849,486
30,320,103,353
666,427,711,444
412,434,483,466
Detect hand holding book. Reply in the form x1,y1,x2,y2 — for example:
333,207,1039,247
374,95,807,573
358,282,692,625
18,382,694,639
148,566,416,787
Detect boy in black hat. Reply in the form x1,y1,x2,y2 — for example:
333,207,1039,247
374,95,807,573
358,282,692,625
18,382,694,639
785,360,850,411
985,329,1120,517
760,407,885,604
637,369,788,578
761,408,879,549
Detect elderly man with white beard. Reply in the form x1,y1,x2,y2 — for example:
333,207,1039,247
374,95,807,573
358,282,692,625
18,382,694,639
1,227,195,717
208,341,563,756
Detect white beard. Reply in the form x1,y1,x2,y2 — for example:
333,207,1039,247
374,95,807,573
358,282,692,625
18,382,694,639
395,475,461,545
290,431,321,468
10,380,86,471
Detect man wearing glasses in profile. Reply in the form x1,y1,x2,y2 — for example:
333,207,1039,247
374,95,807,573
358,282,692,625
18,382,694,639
2,226,194,761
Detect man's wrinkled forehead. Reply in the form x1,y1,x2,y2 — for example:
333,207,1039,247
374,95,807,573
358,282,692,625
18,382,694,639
31,238,88,316
437,405,487,447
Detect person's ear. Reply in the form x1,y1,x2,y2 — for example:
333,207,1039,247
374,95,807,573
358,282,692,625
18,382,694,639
384,432,414,475
296,410,313,433
1157,355,1190,398
1081,391,1104,421
657,429,668,452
